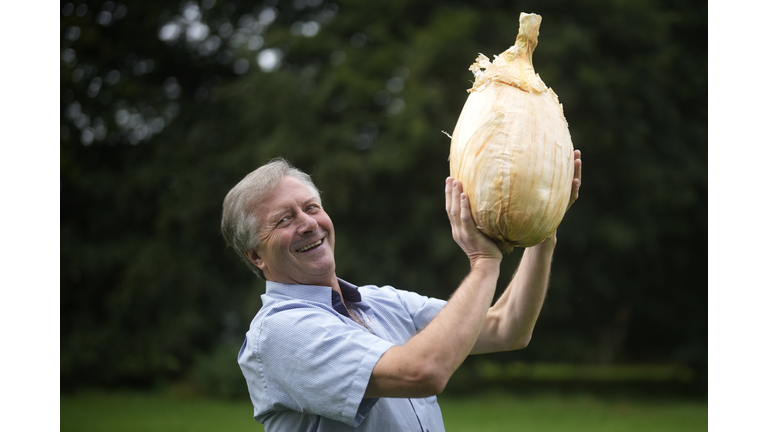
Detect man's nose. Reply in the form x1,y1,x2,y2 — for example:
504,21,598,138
296,212,318,234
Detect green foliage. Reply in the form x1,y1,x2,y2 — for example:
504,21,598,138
61,0,706,390
190,342,251,400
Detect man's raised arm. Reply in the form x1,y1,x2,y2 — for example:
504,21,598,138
365,150,581,397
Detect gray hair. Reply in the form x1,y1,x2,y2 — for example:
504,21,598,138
221,158,322,279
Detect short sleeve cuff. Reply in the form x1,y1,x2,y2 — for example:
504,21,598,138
342,337,395,426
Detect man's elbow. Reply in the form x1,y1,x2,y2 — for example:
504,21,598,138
428,370,450,395
506,333,532,351
410,363,450,396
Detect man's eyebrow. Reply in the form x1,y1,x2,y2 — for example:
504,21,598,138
266,207,290,223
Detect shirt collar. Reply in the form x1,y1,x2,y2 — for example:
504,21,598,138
265,278,362,305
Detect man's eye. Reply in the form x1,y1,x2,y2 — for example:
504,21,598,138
276,216,290,226
306,205,319,212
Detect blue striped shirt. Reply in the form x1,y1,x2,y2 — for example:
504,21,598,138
238,278,448,431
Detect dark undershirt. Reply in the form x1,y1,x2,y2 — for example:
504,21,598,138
330,281,362,318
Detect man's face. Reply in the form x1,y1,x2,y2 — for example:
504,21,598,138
249,176,336,286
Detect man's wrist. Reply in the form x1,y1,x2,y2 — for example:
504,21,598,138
525,238,556,258
469,257,502,273
539,232,558,248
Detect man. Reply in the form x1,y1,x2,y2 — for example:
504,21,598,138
221,153,582,431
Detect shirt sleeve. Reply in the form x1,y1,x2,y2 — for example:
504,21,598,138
389,287,448,332
255,305,395,426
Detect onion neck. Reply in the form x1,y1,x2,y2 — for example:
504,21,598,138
513,13,542,66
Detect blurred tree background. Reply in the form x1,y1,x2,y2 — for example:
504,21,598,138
60,0,706,396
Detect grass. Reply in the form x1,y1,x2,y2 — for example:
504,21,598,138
61,389,706,432
439,390,707,432
60,391,263,432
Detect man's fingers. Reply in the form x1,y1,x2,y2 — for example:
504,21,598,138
451,179,462,216
573,149,582,185
567,150,582,210
460,192,472,223
572,178,580,198
446,178,480,235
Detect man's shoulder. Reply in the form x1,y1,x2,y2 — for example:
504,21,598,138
357,283,435,304
356,283,402,297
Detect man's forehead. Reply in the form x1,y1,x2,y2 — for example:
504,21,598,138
258,178,317,214
267,195,315,212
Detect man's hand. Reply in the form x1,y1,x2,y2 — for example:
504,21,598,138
445,177,502,267
567,149,582,210
545,149,582,243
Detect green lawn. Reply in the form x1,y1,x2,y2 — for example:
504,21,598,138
61,390,262,432
440,391,706,432
61,390,706,431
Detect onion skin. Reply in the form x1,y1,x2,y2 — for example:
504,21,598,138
449,13,574,253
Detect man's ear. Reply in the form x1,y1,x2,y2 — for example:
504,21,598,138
245,250,267,271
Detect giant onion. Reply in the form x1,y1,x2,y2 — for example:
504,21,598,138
449,12,574,253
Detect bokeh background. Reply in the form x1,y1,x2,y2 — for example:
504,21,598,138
60,0,706,412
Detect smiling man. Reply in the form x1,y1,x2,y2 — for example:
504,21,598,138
221,155,581,431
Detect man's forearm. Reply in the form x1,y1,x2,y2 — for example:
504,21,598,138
472,237,556,354
365,258,500,397
414,259,500,377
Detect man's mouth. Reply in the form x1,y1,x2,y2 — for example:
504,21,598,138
296,238,323,252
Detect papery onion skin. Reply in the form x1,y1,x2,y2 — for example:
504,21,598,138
449,12,574,253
